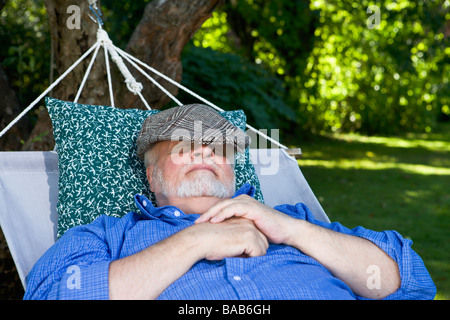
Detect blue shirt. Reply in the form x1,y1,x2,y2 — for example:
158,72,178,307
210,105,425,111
24,184,436,300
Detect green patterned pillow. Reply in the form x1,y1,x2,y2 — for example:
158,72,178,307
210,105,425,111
46,97,264,238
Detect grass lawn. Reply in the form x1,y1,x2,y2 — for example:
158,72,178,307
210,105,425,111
295,123,450,300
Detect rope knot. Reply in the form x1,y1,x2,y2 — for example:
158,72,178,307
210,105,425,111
97,29,112,45
125,79,143,95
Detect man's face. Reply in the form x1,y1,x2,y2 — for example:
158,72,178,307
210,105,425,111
146,140,236,200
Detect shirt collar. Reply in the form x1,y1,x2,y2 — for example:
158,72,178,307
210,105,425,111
134,183,256,220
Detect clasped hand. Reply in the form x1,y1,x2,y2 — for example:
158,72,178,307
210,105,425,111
192,195,298,261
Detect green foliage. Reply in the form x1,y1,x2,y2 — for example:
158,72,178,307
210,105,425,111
0,0,50,106
1,0,448,138
226,0,318,78
193,0,449,137
101,0,151,48
179,45,295,131
299,0,450,135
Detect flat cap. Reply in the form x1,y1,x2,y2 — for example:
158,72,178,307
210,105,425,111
136,104,250,160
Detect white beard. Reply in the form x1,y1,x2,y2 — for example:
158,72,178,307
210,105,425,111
153,169,235,199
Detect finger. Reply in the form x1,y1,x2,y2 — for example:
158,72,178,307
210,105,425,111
209,202,250,223
196,198,240,223
197,194,255,223
209,205,241,223
195,199,230,223
247,231,269,257
258,228,269,250
255,232,269,255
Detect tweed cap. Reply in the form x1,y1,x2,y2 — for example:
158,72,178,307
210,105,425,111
136,104,250,160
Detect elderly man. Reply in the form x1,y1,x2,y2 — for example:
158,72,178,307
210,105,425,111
24,104,435,300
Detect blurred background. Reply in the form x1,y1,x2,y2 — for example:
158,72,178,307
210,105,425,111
0,0,449,299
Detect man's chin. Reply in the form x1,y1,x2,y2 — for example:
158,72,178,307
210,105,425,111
176,179,234,199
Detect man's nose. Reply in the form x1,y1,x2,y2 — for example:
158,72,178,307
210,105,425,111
191,144,214,160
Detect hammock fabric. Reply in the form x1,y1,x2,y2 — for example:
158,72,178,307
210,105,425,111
0,2,319,289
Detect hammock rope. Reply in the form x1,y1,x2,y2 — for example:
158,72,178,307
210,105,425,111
0,2,295,153
0,42,99,139
74,42,101,103
113,45,287,150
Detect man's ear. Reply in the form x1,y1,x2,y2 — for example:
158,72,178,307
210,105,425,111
146,165,155,192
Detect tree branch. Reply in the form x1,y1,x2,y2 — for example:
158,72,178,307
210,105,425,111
116,0,224,109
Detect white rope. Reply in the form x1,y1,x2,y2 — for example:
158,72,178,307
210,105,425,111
96,29,152,110
0,42,99,139
137,91,152,110
108,46,152,109
103,43,115,108
74,42,101,103
1,24,286,149
113,44,182,107
113,46,288,149
115,47,218,108
107,46,142,95
98,30,141,95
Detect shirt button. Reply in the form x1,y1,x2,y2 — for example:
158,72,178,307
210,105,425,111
142,200,147,207
233,275,242,281
173,210,181,217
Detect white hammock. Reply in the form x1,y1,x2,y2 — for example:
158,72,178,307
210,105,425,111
0,3,325,288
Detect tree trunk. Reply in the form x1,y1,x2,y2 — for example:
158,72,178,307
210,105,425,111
24,0,107,151
25,0,223,151
116,0,223,109
0,66,31,151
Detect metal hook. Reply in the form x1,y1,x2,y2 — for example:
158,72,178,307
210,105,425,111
88,5,104,28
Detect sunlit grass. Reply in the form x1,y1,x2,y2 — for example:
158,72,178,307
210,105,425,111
299,158,450,176
296,124,450,300
435,292,450,300
334,133,450,152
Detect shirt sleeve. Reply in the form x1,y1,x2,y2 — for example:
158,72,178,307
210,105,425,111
23,215,120,300
275,203,437,300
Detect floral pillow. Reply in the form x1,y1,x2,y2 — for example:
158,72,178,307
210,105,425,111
46,97,264,238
